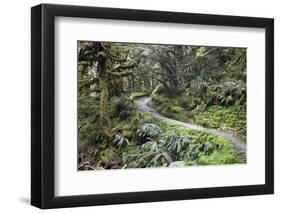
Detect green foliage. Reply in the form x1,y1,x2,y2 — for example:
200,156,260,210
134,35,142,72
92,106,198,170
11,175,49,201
112,134,129,148
110,96,134,120
194,105,246,136
161,124,240,164
151,152,173,166
142,140,159,152
195,47,207,58
151,93,194,122
187,136,241,165
97,147,121,169
120,122,241,168
130,112,154,126
78,95,106,153
191,150,241,165
159,133,191,154
78,138,92,153
136,123,162,142
99,147,118,161
177,95,197,111
122,141,172,168
112,122,131,133
209,80,246,106
78,41,247,170
151,89,246,138
189,78,208,98
182,143,205,161
129,92,149,100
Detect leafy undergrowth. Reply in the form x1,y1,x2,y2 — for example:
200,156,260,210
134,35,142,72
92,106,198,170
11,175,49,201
157,123,241,166
78,95,242,170
151,93,195,122
186,137,242,165
194,105,246,138
151,93,246,138
118,121,241,168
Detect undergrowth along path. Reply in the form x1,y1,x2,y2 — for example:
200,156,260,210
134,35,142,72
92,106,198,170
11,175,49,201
134,97,247,163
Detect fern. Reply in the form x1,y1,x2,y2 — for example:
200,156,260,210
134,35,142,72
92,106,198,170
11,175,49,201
151,151,173,166
136,123,162,142
212,80,246,106
142,140,159,152
112,134,129,148
182,143,214,161
160,134,191,154
110,96,133,120
183,143,204,160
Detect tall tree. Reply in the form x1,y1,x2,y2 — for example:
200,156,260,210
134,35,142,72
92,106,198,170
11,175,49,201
79,42,138,138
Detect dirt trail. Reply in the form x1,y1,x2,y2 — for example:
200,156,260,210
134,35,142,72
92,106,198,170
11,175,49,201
134,97,247,162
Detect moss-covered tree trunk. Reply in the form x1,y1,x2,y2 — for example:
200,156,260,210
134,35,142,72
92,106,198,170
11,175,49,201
98,56,112,138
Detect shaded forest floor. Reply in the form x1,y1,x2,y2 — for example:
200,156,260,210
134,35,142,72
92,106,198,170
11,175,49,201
78,91,246,170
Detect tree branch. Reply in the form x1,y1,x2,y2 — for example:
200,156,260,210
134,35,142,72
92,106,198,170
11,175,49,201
109,61,137,72
108,70,134,77
100,42,129,62
107,51,128,62
183,48,217,67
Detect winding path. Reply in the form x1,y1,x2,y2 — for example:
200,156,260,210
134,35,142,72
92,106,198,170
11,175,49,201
134,97,247,163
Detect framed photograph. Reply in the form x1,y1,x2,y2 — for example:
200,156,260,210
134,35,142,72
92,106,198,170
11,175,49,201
31,3,274,209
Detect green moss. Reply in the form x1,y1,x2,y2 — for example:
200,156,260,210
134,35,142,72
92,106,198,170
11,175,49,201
158,123,241,165
130,112,154,126
78,138,92,153
170,106,184,113
151,93,194,123
111,121,134,141
188,140,241,165
151,93,246,138
99,147,118,162
112,122,131,132
185,135,241,165
194,105,246,136
187,151,241,165
123,130,133,139
129,91,148,100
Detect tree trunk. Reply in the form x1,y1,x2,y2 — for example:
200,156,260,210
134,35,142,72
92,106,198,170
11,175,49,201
98,58,112,138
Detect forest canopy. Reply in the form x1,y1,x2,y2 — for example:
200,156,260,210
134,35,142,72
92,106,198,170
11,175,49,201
78,41,246,170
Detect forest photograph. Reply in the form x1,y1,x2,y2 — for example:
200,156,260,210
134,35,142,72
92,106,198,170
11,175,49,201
78,41,247,171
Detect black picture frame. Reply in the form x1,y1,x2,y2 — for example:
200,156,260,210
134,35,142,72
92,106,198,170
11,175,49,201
31,3,274,209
